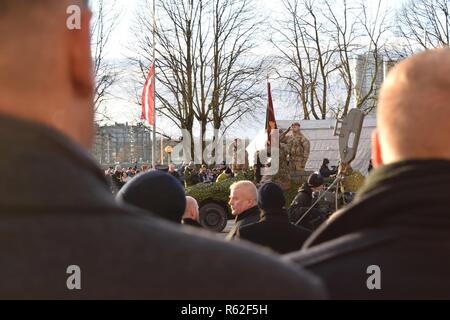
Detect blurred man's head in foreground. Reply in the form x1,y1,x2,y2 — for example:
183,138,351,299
374,48,450,167
0,0,94,149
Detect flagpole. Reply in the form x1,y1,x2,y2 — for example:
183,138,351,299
151,0,157,169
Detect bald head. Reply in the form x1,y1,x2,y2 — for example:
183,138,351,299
183,196,200,221
375,48,450,165
0,0,94,149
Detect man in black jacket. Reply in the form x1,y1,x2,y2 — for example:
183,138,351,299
0,0,326,299
238,183,311,254
286,48,450,299
289,173,327,231
290,173,325,209
226,181,261,240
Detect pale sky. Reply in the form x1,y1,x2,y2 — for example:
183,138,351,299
93,0,401,139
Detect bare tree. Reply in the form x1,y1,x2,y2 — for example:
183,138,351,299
354,2,389,114
207,0,266,133
324,0,358,117
130,0,197,157
397,0,449,55
325,0,390,116
271,0,338,120
91,0,120,122
130,0,265,162
272,0,390,119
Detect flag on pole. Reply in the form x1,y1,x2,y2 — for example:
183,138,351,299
265,81,277,144
141,63,155,126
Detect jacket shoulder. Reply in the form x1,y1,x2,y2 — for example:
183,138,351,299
286,229,396,268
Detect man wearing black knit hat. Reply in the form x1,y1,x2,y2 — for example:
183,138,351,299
236,182,311,254
117,171,186,223
291,173,325,210
288,173,327,232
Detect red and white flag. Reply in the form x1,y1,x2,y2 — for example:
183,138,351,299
141,63,155,126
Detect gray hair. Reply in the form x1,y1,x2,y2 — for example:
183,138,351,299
230,181,257,203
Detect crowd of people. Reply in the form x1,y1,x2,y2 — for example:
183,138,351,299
104,161,255,194
107,165,326,255
102,157,344,238
1,0,450,300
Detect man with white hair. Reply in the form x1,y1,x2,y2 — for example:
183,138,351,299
226,181,261,240
182,196,202,228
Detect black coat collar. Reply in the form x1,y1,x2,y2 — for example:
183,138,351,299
304,160,450,248
183,219,202,228
260,210,290,223
236,206,260,222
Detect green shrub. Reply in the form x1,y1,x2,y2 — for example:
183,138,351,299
186,177,243,206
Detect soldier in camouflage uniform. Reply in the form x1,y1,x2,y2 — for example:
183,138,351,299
280,122,311,172
260,130,292,189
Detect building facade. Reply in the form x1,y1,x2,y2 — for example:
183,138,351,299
92,123,152,167
92,123,177,168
